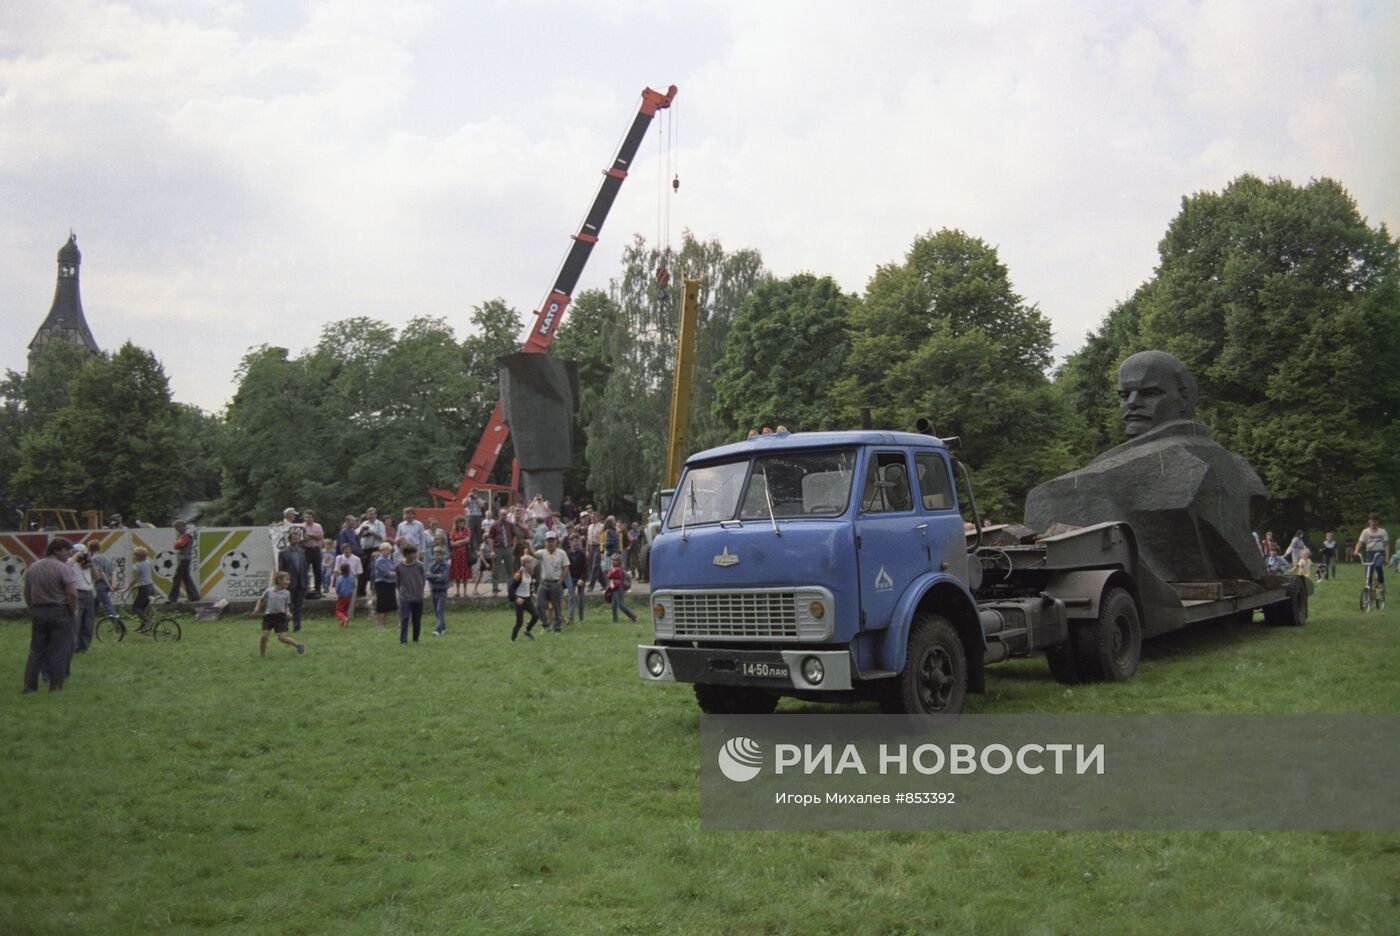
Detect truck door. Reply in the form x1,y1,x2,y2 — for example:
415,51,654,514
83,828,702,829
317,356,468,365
913,451,968,582
854,450,926,632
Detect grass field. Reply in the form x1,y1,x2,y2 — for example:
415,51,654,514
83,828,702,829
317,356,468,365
2,566,1398,935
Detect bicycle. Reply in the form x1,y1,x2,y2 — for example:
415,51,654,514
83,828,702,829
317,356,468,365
94,596,183,642
1359,553,1386,612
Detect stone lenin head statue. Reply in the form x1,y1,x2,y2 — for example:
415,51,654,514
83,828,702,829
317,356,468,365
1117,350,1198,437
1025,347,1266,582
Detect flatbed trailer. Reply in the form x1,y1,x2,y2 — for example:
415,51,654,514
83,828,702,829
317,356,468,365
971,521,1310,685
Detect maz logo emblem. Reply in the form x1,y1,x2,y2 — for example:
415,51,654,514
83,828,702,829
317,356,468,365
713,547,740,567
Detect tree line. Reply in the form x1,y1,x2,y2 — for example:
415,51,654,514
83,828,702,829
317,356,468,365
2,174,1396,534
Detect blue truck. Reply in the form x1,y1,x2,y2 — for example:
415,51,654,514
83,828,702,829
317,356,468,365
637,427,1309,714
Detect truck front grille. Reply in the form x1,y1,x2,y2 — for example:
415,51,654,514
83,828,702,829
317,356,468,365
671,591,799,639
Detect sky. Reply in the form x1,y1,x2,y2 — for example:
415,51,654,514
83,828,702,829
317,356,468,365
2,0,1397,413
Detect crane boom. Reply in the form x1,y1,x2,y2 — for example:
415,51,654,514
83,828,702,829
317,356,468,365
665,278,702,488
453,84,677,500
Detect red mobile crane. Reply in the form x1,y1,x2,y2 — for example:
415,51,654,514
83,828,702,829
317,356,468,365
422,84,678,524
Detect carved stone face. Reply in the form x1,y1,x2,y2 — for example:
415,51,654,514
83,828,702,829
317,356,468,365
1117,353,1189,437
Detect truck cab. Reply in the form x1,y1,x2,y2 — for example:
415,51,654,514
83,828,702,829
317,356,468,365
638,429,986,714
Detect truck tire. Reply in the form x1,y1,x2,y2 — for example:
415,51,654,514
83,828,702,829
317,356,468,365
1078,587,1141,682
878,614,967,715
693,684,780,715
1264,577,1308,627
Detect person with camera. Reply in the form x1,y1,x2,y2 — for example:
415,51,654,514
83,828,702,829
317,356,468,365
168,518,200,603
356,508,386,603
464,492,485,547
68,543,97,655
89,541,117,619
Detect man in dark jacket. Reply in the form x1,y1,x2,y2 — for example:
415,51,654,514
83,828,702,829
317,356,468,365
278,527,309,633
567,534,588,623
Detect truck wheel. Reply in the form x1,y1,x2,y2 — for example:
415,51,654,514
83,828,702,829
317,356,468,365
693,684,779,715
878,614,967,715
1264,577,1309,627
1079,587,1141,682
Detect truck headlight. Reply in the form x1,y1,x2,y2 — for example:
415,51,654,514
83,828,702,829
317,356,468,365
809,600,825,619
646,651,666,678
801,656,824,685
653,603,666,619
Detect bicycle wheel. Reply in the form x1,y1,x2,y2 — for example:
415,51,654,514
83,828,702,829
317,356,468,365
95,616,126,643
1378,585,1387,611
1360,587,1371,612
151,616,182,642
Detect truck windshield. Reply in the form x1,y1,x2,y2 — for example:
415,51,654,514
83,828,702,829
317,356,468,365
668,449,857,529
740,450,856,519
669,461,749,529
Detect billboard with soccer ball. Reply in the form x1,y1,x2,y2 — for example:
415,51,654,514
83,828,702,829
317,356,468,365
0,527,276,609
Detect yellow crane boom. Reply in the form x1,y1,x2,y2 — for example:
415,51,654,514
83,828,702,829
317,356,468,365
665,277,702,488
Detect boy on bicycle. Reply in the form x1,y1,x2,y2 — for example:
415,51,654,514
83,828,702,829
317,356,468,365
1353,514,1390,590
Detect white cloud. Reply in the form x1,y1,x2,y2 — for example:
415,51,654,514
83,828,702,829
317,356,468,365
1,0,1396,412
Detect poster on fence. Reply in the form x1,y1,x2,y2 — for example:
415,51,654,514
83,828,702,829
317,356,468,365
0,528,276,610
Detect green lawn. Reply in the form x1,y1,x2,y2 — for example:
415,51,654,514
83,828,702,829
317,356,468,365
2,567,1398,935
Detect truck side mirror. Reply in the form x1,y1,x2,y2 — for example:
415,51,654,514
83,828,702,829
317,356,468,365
954,459,982,551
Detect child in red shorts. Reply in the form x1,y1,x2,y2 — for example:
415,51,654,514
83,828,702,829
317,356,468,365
333,560,355,628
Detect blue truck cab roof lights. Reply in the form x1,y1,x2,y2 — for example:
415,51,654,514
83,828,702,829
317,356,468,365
686,430,951,468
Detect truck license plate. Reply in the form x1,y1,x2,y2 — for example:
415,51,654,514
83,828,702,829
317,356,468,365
739,661,789,681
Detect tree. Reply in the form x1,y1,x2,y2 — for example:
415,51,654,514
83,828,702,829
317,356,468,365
171,403,224,506
210,307,526,526
711,274,855,433
460,299,524,487
13,343,192,521
554,231,767,511
212,345,327,524
1057,175,1400,530
0,342,95,523
837,229,1071,519
552,289,625,502
1053,286,1148,462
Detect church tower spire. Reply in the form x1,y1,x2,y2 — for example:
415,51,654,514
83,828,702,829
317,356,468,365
28,232,101,370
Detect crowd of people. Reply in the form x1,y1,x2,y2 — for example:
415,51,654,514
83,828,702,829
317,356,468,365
20,494,663,687
1255,515,1392,584
23,500,1390,685
258,494,661,651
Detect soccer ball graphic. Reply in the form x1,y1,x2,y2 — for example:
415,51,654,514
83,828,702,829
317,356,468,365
0,553,24,583
221,550,251,576
153,550,178,578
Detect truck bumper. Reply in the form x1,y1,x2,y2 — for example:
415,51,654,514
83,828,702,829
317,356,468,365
637,645,854,691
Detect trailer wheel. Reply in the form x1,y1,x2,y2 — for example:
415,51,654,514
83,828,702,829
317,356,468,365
1264,577,1309,627
693,684,779,715
1080,587,1141,682
878,614,967,715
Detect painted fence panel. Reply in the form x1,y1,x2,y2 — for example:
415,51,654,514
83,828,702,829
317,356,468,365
0,528,275,609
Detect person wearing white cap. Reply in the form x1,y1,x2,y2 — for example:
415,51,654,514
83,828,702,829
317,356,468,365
68,542,96,657
536,531,568,632
269,507,302,559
